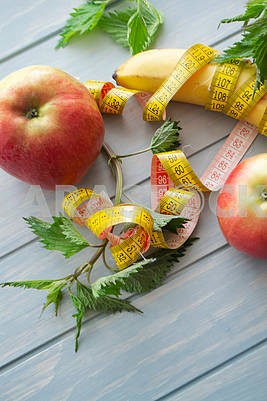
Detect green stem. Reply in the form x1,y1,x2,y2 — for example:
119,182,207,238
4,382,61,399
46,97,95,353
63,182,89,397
68,241,108,284
102,248,116,272
111,147,151,160
68,141,124,283
102,142,124,205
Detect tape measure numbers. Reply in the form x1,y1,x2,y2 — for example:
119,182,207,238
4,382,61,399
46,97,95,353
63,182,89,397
259,106,267,137
84,44,267,135
143,44,217,121
63,121,258,269
63,44,266,269
224,76,267,121
205,60,243,113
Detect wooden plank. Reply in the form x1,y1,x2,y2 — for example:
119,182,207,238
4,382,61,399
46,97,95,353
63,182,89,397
0,245,267,400
0,27,251,257
0,105,240,257
0,131,266,367
0,0,81,60
161,341,267,401
1,1,265,400
0,0,247,60
0,138,229,363
1,100,265,258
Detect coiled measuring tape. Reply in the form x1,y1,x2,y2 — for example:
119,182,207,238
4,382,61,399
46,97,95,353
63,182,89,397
84,43,267,136
224,76,267,121
62,44,266,269
63,186,193,268
63,120,258,269
85,44,218,120
142,44,217,120
259,106,267,136
63,188,153,269
205,59,244,112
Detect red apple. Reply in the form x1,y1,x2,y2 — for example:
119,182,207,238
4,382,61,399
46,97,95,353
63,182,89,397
217,153,267,259
0,65,104,189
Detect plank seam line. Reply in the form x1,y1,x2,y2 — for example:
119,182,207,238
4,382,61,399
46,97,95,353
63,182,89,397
0,238,38,261
0,243,229,374
0,27,242,66
182,133,229,158
0,0,122,65
155,337,267,401
209,28,242,48
0,29,62,65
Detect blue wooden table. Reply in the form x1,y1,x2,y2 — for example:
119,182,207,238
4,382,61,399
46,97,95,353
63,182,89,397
0,1,267,400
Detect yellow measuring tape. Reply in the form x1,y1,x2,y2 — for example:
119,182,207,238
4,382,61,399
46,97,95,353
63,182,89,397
62,186,194,268
142,44,217,120
84,43,267,136
205,59,243,112
259,106,267,136
62,121,258,269
224,76,267,120
62,44,266,270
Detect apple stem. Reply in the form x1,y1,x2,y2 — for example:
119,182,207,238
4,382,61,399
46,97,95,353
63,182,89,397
25,107,39,119
261,189,267,201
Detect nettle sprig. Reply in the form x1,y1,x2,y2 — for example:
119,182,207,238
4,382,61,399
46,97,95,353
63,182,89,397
1,119,197,351
217,0,267,89
56,0,163,55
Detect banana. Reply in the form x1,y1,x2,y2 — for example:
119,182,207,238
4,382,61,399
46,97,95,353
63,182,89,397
113,48,267,132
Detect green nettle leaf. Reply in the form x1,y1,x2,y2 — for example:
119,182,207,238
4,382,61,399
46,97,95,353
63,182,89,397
24,215,89,258
56,0,163,54
92,237,197,298
72,282,141,351
164,217,188,234
100,1,163,52
147,208,188,231
59,216,89,247
99,8,133,49
126,0,163,55
1,279,63,290
69,291,85,352
76,282,142,313
42,281,67,315
150,119,182,154
139,0,163,42
217,0,267,88
127,10,149,55
56,1,108,48
220,1,265,24
92,258,155,297
1,279,68,315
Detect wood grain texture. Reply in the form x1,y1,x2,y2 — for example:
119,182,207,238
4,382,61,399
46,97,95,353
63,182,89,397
0,33,248,257
0,246,266,401
0,0,81,60
0,132,266,368
0,103,239,257
0,0,247,257
162,341,267,401
1,1,266,400
0,0,246,60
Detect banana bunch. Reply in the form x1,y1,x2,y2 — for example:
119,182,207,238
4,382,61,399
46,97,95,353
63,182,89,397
113,48,267,133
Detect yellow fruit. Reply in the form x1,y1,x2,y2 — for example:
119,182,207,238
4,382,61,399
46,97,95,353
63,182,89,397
113,48,267,132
